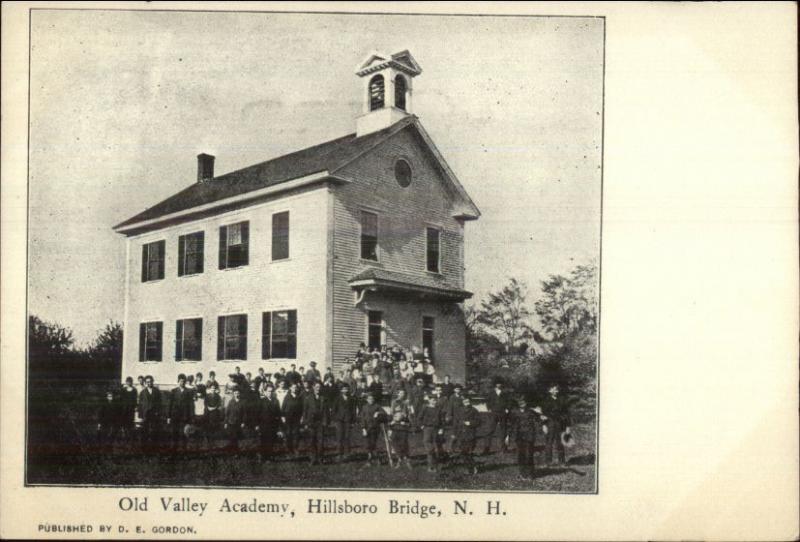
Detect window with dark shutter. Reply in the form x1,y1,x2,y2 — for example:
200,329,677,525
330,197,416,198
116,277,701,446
360,210,378,261
219,222,249,270
178,232,204,276
369,74,385,111
367,311,383,350
141,240,165,282
218,314,247,360
272,212,290,261
422,316,435,359
395,74,407,111
176,318,202,361
262,310,297,359
426,227,440,273
139,321,163,361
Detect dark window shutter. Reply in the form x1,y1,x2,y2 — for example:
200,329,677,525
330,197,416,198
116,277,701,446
239,315,248,360
197,231,205,274
217,316,224,360
218,225,228,270
262,312,271,359
178,236,185,276
175,320,183,360
240,221,249,266
155,322,163,361
141,245,148,282
139,323,145,361
156,241,165,279
287,310,297,359
195,319,203,360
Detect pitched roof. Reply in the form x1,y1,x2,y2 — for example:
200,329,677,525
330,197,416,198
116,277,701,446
114,117,416,230
114,115,480,232
349,268,472,300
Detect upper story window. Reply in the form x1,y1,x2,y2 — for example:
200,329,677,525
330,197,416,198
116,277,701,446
217,314,247,361
367,311,383,350
360,210,379,261
394,74,407,111
394,159,412,188
175,318,202,361
369,74,385,111
262,310,297,359
178,231,204,276
138,321,163,362
141,240,165,282
426,227,440,273
219,221,249,270
422,316,435,359
272,211,290,261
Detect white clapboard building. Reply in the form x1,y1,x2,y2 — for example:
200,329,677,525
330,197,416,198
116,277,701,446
114,51,480,386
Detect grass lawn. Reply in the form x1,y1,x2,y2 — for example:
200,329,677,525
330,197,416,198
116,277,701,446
26,384,596,493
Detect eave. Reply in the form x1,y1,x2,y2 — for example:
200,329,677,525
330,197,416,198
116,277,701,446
113,170,349,235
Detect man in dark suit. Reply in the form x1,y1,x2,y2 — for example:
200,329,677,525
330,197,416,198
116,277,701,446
483,380,512,455
538,383,572,466
444,383,465,453
119,376,138,442
167,373,194,453
137,375,162,452
510,397,540,479
454,396,481,475
302,381,328,465
281,382,304,457
305,361,321,385
255,383,282,462
286,364,301,386
224,386,247,453
330,383,358,462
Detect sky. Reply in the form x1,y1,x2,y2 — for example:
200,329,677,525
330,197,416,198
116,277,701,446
27,10,603,346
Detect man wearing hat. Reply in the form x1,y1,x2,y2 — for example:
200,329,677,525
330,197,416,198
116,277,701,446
444,384,466,454
281,382,304,457
483,380,512,455
224,386,247,453
358,392,386,466
330,383,358,462
167,373,194,454
510,397,539,479
302,381,328,465
454,396,481,475
538,384,572,466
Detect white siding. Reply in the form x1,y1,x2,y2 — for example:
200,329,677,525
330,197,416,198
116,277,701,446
122,186,329,387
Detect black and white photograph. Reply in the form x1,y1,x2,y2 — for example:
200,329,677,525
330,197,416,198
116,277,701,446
4,2,799,541
25,8,602,492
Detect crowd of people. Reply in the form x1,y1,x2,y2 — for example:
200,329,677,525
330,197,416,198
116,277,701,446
95,344,573,478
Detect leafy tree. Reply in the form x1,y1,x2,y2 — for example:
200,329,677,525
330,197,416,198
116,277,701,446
534,262,598,341
29,315,74,358
87,321,123,364
475,277,535,353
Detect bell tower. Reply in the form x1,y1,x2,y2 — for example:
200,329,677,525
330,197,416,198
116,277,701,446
355,50,422,137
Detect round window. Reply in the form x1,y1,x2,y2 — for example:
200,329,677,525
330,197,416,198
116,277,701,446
394,159,412,187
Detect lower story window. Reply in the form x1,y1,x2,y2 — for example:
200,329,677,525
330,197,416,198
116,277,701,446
139,321,163,362
218,314,247,360
368,311,383,350
422,316,435,359
262,310,297,359
176,318,202,361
